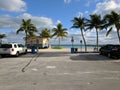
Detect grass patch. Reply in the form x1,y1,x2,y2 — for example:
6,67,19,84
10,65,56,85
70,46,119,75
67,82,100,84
52,46,63,49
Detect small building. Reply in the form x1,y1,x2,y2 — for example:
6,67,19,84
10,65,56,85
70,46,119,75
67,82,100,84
26,36,49,49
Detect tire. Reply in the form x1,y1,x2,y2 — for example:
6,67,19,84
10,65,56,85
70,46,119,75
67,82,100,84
115,56,119,59
25,50,27,54
15,52,19,57
1,55,5,58
99,51,102,55
0,55,2,58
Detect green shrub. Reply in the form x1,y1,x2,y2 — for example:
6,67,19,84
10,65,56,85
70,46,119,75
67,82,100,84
52,46,63,49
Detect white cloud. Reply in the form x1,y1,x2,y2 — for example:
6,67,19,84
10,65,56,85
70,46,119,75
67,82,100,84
0,15,19,28
0,13,54,44
56,20,62,24
85,11,89,14
64,0,72,3
85,0,91,7
85,0,100,7
94,0,120,16
0,0,26,12
3,31,25,44
84,28,120,45
51,20,62,29
77,12,83,17
88,0,120,45
0,13,53,30
17,13,53,29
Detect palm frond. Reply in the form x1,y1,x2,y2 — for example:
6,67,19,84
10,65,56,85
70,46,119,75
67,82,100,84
0,34,6,39
106,27,112,36
16,28,24,34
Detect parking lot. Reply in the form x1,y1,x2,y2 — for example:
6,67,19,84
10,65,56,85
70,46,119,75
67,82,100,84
0,50,120,90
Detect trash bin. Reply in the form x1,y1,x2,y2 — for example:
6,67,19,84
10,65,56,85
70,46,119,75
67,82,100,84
71,48,74,53
31,46,36,54
74,48,78,53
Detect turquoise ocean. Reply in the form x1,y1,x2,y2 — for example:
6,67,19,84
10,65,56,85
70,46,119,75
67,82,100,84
51,44,102,51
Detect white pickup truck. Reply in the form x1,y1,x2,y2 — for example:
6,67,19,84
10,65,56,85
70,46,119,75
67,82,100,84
0,43,27,57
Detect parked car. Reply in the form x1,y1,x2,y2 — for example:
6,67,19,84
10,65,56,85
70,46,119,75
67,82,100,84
99,44,120,58
0,43,27,57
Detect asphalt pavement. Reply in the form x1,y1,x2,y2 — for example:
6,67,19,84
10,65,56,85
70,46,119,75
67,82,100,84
0,51,120,90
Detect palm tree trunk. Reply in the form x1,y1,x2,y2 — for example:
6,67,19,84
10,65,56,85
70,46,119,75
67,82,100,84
80,28,87,52
117,30,120,44
59,37,60,47
96,29,99,51
25,31,27,46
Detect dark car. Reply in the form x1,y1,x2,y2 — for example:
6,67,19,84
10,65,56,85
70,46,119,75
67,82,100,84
99,44,120,58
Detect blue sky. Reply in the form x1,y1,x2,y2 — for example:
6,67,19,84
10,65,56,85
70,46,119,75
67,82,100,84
0,0,120,45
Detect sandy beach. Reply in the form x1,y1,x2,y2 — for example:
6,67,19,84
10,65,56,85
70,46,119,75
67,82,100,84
39,47,95,53
39,48,71,52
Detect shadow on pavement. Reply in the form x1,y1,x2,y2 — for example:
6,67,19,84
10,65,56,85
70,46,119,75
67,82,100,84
0,51,71,58
1,51,119,61
23,52,70,58
70,53,117,61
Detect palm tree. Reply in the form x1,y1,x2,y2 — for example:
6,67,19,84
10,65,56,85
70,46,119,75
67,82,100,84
27,32,36,38
40,28,51,38
0,34,6,39
52,23,68,46
16,19,37,45
71,16,87,52
86,14,104,51
104,11,120,43
0,34,6,44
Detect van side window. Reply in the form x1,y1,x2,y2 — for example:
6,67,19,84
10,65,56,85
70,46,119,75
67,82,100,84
18,44,24,47
14,44,17,48
0,44,12,48
18,44,21,47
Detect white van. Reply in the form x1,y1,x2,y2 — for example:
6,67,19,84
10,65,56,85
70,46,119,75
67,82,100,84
0,43,27,57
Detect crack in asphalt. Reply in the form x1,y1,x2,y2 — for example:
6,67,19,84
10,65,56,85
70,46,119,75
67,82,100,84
21,53,40,72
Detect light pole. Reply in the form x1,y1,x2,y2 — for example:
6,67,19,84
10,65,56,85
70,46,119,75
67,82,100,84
0,39,2,44
80,40,82,52
36,39,39,52
71,36,74,48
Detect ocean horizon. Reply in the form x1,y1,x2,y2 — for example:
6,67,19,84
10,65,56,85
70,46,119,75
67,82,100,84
51,44,102,51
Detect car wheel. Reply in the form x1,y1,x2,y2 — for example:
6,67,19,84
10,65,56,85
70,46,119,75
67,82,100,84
0,55,2,58
115,56,119,59
99,51,102,55
1,55,5,57
25,50,27,54
15,52,19,57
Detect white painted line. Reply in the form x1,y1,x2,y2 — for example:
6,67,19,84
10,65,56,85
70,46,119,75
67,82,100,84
76,71,120,74
31,68,38,71
46,66,56,69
